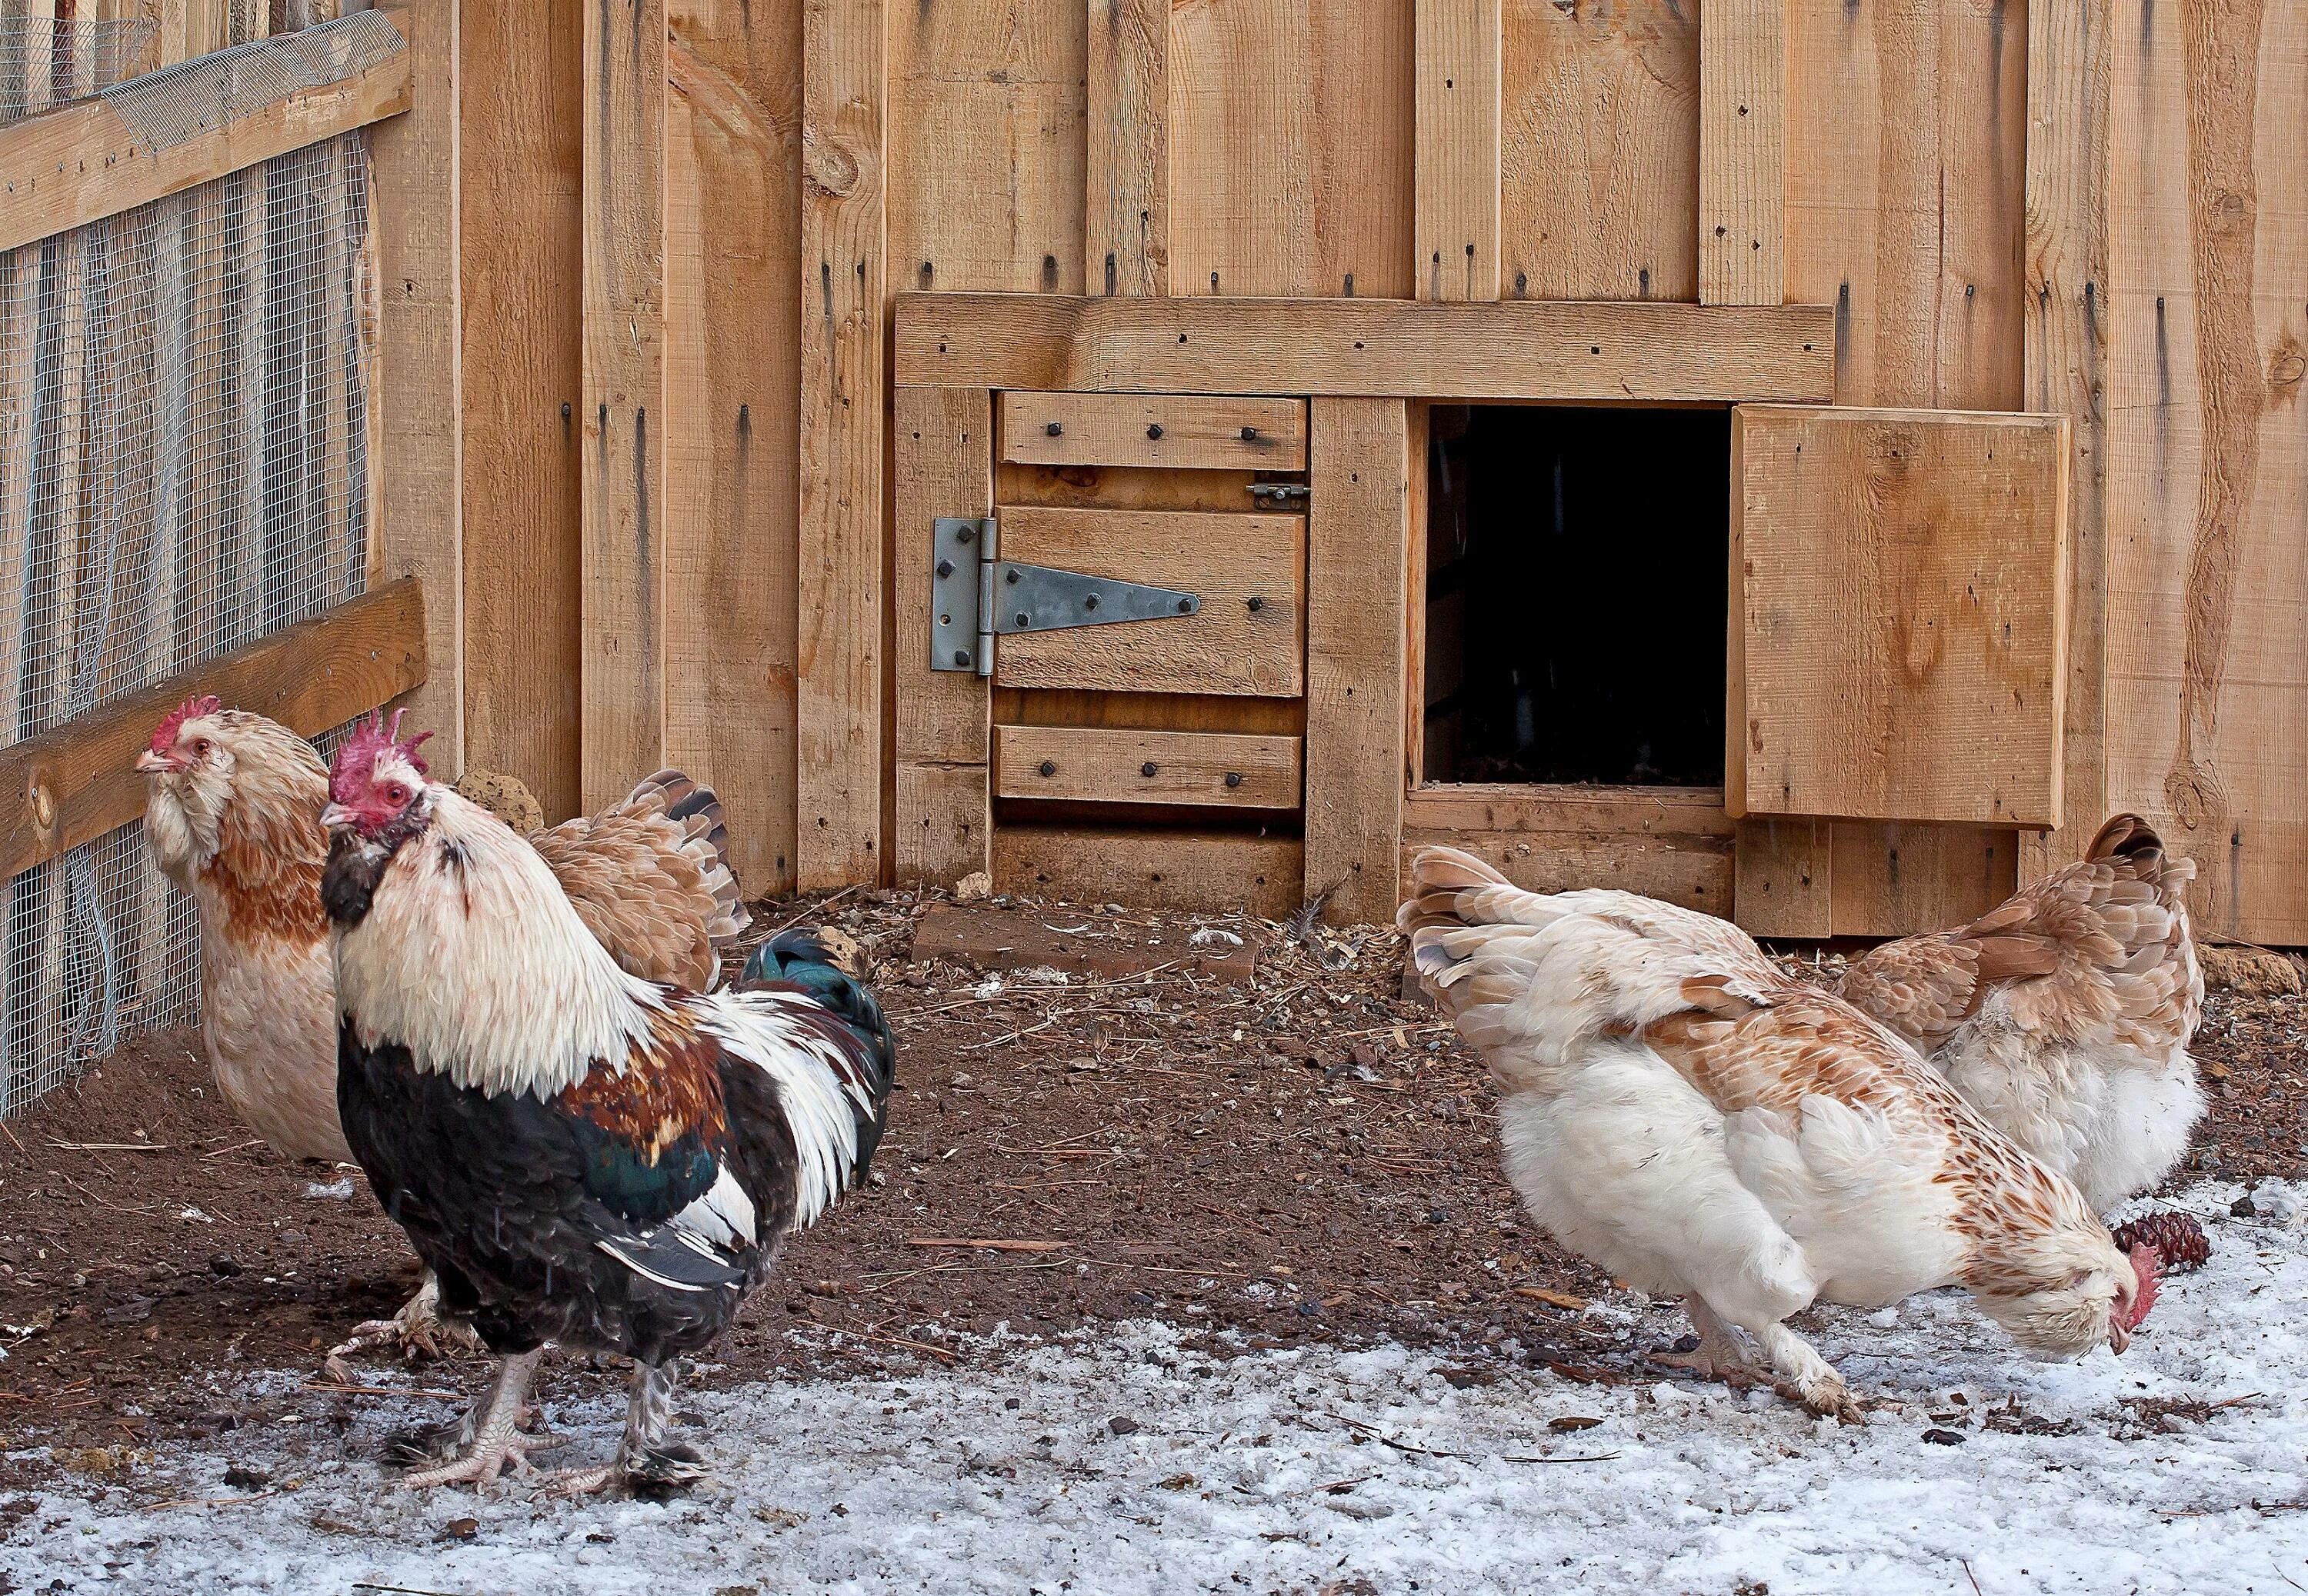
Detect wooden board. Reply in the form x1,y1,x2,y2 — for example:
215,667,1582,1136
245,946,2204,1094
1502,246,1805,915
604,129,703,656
1086,0,1166,295
1302,398,1408,925
991,506,1306,698
893,385,993,885
1729,405,2070,829
886,0,1082,298
371,0,464,771
1499,0,1699,302
1402,785,1735,915
2018,0,2110,880
897,294,1835,400
1415,0,1500,302
2102,0,2308,941
1698,0,1786,305
0,581,427,883
1162,0,1415,300
580,0,667,809
999,392,1306,471
994,725,1302,808
992,825,1302,917
663,0,805,895
459,0,583,822
0,11,412,253
797,0,886,888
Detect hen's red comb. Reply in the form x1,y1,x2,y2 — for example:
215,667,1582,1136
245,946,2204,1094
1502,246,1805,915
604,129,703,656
329,707,435,802
150,694,222,755
2125,1241,2161,1329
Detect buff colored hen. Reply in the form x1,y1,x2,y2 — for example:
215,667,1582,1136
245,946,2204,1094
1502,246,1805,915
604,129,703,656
1835,815,2203,1213
1399,847,2158,1419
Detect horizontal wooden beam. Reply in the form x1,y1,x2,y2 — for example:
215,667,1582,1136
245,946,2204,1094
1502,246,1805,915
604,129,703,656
896,293,1835,401
0,579,429,883
0,8,414,255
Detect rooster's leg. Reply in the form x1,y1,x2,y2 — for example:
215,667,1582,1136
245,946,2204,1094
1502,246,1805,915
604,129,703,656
399,1348,559,1490
325,1271,485,1383
1649,1297,1760,1384
552,1358,705,1497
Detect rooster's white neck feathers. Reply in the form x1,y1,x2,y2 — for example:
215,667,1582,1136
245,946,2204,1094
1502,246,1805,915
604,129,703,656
333,788,657,1099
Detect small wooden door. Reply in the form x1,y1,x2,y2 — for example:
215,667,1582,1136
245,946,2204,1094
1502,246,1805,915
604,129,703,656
894,389,1410,921
1727,405,2073,831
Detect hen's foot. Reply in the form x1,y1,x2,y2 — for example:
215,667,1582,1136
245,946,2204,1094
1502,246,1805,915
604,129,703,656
1756,1323,1865,1424
385,1405,562,1468
325,1274,482,1383
1651,1299,1763,1387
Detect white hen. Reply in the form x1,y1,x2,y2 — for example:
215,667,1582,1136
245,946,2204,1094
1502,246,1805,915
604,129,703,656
1399,848,2159,1418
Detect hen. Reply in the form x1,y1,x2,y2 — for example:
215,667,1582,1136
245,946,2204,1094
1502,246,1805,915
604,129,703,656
1399,847,2158,1418
136,698,752,1368
319,715,895,1493
1834,814,2203,1213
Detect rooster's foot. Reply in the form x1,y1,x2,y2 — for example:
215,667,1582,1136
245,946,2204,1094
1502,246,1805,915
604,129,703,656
325,1273,483,1383
549,1444,707,1500
385,1404,562,1468
396,1348,547,1491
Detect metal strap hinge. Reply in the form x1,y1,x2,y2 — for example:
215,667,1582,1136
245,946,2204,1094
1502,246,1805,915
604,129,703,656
931,517,1201,676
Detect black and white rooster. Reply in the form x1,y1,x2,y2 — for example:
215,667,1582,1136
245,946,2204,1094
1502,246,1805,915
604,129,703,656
319,717,895,1493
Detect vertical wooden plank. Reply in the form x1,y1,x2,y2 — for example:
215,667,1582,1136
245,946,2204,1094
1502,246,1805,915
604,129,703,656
1085,0,1166,297
1305,397,1407,925
886,0,1083,298
797,0,885,888
1499,0,1699,303
1414,0,1500,302
581,0,667,811
370,0,464,769
2019,0,2110,880
663,0,803,895
892,385,991,886
1166,0,1312,297
1309,0,1413,299
1699,0,1786,305
460,0,584,821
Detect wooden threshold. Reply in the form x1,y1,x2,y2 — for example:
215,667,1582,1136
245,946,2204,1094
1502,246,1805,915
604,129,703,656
0,578,428,883
895,295,1834,401
0,8,414,255
1400,782,1734,915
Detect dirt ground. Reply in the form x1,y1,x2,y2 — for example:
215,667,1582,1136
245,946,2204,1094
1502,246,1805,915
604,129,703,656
0,889,2298,1488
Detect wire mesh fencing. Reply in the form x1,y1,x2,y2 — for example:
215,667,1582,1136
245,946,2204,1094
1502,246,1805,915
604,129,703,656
0,131,375,1115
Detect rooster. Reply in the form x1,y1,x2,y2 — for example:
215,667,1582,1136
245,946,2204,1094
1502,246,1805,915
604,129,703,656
1399,848,2158,1419
135,698,753,1369
1834,815,2204,1214
319,715,895,1492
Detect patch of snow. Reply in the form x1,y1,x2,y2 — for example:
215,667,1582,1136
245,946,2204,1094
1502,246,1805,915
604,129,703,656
9,1184,2308,1594
302,1178,356,1201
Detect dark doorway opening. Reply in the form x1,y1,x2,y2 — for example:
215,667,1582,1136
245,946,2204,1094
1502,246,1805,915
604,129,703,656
1422,405,1730,788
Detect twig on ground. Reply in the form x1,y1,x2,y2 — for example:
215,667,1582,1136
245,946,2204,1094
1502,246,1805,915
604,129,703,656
905,1238,1069,1252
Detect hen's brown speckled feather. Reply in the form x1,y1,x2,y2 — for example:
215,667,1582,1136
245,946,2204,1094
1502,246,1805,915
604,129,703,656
1836,814,2201,1058
529,771,752,991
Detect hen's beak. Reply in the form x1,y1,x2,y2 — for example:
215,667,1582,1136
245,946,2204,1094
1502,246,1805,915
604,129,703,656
133,748,171,775
2109,1319,2132,1354
319,802,356,831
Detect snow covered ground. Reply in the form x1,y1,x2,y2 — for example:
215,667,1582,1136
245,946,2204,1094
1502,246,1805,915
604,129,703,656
11,1181,2308,1595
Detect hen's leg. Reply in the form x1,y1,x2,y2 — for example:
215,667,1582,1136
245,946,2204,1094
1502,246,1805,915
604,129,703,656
1650,1297,1761,1384
325,1271,485,1382
399,1348,561,1490
552,1359,705,1497
1753,1322,1861,1424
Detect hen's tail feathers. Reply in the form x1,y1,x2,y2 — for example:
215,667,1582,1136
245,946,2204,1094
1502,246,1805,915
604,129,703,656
2084,811,2197,892
742,929,898,1176
625,769,753,948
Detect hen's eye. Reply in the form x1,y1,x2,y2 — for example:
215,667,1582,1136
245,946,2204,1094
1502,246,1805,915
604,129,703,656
192,738,211,757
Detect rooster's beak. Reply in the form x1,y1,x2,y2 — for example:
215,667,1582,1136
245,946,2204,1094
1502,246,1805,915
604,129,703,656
319,802,356,831
133,748,170,775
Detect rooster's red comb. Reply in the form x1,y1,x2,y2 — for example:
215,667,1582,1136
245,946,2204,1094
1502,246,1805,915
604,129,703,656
329,708,434,802
150,694,222,755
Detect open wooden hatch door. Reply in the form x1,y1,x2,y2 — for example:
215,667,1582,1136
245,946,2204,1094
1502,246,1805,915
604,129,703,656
1727,405,2073,831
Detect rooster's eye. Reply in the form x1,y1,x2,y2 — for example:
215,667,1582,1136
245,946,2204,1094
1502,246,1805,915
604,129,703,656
384,784,408,805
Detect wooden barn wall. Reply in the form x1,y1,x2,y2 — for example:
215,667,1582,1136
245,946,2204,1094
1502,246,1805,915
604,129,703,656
2103,0,2308,942
421,0,2308,941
